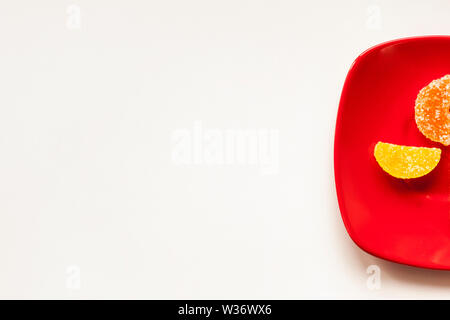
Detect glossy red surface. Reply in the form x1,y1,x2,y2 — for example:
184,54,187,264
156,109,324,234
334,36,450,270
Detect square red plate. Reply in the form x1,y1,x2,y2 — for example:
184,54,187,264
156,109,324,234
334,36,450,270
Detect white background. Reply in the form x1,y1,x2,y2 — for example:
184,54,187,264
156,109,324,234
0,0,449,299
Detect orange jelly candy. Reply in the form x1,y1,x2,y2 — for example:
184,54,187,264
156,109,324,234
415,74,450,146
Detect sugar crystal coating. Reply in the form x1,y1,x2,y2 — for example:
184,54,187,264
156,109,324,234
374,142,441,179
415,74,450,146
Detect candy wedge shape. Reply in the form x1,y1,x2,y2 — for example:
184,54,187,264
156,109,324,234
374,142,441,179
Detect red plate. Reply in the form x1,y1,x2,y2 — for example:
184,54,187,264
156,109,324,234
335,36,450,270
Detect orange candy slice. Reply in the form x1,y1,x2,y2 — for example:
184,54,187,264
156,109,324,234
374,142,441,179
415,74,450,146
